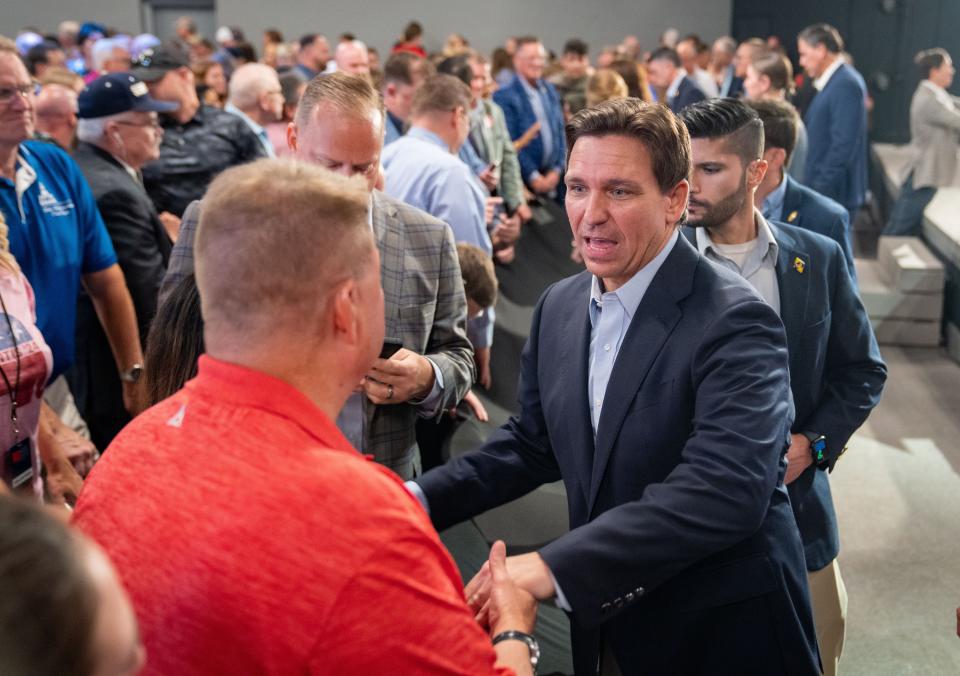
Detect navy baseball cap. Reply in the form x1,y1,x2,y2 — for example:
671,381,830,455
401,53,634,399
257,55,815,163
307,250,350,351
78,73,179,119
129,44,190,82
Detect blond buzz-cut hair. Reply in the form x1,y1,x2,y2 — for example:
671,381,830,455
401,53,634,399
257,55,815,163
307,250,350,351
294,71,384,133
195,158,373,340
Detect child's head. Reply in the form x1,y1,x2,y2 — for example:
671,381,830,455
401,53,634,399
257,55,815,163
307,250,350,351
456,243,497,319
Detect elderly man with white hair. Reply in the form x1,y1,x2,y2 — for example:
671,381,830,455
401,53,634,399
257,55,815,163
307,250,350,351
88,38,130,81
72,73,179,448
225,63,284,157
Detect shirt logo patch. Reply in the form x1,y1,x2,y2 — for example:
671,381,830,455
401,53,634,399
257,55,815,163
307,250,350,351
37,182,75,217
166,404,187,428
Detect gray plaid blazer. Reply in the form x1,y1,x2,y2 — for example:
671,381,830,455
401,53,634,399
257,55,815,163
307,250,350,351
160,190,475,477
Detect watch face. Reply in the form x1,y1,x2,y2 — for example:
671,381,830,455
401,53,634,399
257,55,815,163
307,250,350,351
125,365,144,383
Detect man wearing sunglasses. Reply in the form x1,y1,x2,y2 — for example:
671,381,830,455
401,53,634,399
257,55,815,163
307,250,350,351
71,73,179,449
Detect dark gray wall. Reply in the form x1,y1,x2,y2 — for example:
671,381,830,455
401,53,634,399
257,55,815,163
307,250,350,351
3,0,732,59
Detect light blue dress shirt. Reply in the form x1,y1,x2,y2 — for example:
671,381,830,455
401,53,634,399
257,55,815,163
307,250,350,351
382,127,495,348
588,230,679,433
762,171,789,222
518,76,555,172
224,103,275,158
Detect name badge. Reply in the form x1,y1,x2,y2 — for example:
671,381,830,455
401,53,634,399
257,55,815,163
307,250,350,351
3,438,33,492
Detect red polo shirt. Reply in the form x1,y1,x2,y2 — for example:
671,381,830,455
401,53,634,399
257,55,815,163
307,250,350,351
74,356,511,675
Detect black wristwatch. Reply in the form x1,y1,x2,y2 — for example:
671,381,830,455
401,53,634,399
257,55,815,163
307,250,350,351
493,630,540,673
803,432,828,469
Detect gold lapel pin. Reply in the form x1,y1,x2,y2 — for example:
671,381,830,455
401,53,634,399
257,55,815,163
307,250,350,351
793,257,805,274
787,210,798,223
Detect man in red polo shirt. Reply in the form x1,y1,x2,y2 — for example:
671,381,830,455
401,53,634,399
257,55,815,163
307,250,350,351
73,159,539,675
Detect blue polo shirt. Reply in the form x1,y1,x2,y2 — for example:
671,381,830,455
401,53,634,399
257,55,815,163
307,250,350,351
0,141,117,378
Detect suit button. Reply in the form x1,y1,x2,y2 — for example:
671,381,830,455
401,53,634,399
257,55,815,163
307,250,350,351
601,602,612,613
625,592,634,603
614,597,624,609
635,587,645,596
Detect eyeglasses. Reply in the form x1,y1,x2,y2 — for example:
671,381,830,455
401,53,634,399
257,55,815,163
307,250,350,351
0,82,41,104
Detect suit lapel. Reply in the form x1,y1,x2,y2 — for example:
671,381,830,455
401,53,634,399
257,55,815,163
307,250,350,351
772,222,810,353
587,238,693,512
371,191,404,342
556,273,595,508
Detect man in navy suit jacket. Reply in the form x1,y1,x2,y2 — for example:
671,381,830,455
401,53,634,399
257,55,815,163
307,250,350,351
748,99,856,279
493,36,566,201
798,24,868,221
647,47,707,113
681,98,886,676
409,99,820,675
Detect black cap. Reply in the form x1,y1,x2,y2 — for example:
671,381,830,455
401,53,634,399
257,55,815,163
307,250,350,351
78,73,179,119
129,43,190,82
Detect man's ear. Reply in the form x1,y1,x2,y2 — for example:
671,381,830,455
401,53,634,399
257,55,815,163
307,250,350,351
286,122,298,154
330,278,359,344
747,158,769,189
666,179,690,225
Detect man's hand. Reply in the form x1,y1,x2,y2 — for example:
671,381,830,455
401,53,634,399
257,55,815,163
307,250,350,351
474,346,492,389
158,211,181,243
53,425,100,478
543,170,561,191
516,202,533,223
364,348,435,405
785,433,815,485
485,196,504,227
474,541,538,636
478,165,500,192
529,174,551,195
466,549,556,618
492,213,521,247
463,390,489,422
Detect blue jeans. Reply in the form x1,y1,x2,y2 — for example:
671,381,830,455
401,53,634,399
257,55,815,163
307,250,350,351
885,172,937,237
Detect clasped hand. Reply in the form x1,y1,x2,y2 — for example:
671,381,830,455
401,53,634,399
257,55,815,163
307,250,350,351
469,541,540,637
363,348,434,405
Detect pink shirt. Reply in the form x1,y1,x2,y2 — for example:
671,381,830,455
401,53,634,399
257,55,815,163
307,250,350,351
0,267,52,501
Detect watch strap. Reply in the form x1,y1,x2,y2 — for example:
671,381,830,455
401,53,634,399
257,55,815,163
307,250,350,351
492,630,540,672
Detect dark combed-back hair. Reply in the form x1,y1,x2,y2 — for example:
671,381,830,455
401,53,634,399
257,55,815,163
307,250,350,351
744,99,800,162
914,47,950,79
679,98,765,166
750,48,795,95
383,51,430,86
514,35,541,52
0,497,98,676
563,38,588,57
649,46,681,67
798,23,844,54
566,98,691,194
437,53,473,87
410,74,471,116
144,274,205,406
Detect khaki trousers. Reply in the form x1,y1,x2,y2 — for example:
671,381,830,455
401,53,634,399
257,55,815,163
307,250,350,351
808,559,847,676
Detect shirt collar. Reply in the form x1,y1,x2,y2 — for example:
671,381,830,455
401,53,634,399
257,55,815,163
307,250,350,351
225,102,265,136
762,170,788,219
588,229,679,326
667,71,687,99
695,209,779,261
813,58,843,91
518,75,542,97
187,355,356,453
406,126,450,152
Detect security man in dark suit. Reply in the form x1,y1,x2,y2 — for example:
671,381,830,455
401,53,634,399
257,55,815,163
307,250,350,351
747,99,856,281
409,99,820,675
647,47,707,113
680,98,886,676
72,73,176,448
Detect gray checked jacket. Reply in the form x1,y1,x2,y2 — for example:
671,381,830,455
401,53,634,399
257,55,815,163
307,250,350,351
159,190,475,477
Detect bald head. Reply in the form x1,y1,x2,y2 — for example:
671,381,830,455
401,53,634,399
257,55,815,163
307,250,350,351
196,159,375,344
228,63,283,123
335,40,370,75
34,84,78,149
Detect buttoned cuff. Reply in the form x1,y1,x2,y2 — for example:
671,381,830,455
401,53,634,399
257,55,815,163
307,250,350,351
550,570,572,611
405,480,431,514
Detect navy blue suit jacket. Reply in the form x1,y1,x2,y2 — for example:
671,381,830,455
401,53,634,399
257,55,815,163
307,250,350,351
803,63,868,212
493,76,566,189
669,76,706,113
417,236,819,675
685,222,886,571
780,174,856,281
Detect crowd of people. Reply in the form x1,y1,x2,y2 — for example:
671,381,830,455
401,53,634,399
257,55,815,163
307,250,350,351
0,12,956,675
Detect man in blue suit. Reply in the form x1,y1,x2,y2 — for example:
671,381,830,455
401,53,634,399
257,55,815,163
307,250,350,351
681,98,886,676
647,47,707,113
798,24,868,222
493,36,566,202
409,99,820,675
747,99,856,280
